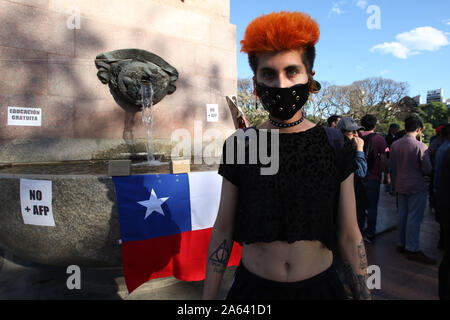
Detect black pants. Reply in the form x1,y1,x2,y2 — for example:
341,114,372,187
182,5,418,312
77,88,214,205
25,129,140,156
439,224,450,300
226,261,347,300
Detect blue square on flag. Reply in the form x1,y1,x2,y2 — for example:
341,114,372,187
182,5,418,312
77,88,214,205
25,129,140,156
113,174,191,242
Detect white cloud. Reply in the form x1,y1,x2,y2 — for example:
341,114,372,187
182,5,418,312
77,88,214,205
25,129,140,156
371,26,449,59
396,27,449,51
355,65,363,71
380,70,390,75
355,0,368,9
371,42,411,59
444,19,450,26
329,2,345,17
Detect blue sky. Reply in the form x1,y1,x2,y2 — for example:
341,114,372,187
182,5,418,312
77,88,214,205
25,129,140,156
230,0,450,103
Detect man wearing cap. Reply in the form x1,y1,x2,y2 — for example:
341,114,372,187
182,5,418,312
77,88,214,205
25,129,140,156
337,118,368,227
337,117,367,179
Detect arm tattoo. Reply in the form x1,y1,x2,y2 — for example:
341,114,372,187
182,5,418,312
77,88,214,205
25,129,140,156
358,239,368,270
342,240,371,300
342,262,358,298
208,240,231,274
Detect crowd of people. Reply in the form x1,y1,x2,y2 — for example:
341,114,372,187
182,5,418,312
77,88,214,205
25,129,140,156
327,114,450,299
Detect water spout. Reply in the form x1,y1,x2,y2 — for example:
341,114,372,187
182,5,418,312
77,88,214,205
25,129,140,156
135,81,166,167
141,81,154,162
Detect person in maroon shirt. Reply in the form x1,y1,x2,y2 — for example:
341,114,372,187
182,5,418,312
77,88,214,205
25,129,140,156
390,116,435,265
357,114,390,243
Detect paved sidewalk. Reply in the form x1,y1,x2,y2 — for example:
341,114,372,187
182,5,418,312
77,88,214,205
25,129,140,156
367,193,443,300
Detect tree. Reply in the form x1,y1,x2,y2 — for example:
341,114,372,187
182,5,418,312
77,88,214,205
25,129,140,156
417,102,449,128
348,77,409,121
305,81,347,120
422,122,435,145
237,78,268,126
306,77,409,124
395,96,420,121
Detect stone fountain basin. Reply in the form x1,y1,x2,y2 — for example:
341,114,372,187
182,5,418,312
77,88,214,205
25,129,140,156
0,160,219,267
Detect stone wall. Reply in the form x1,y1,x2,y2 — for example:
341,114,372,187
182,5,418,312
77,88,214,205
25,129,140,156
0,0,237,163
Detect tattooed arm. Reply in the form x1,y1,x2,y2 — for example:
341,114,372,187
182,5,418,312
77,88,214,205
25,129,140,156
337,173,371,300
202,178,238,300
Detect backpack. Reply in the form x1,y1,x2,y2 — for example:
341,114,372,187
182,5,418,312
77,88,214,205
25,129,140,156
361,132,377,171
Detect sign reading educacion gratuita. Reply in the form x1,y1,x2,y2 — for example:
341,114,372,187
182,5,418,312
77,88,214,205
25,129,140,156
20,178,55,226
8,106,42,126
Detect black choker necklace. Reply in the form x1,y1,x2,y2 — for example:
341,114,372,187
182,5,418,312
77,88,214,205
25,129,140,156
269,113,305,128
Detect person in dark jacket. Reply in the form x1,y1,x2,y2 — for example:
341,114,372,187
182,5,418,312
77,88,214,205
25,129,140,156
337,117,370,237
335,117,368,298
385,123,400,194
337,117,367,179
385,123,400,150
436,146,450,299
327,115,341,128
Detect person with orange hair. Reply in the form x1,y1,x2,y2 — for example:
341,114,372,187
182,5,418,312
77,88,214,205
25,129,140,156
202,11,370,300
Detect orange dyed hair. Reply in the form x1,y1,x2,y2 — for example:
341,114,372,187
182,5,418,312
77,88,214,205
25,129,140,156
240,11,320,54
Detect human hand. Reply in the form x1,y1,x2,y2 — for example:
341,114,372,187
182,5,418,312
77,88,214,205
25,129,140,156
353,136,364,152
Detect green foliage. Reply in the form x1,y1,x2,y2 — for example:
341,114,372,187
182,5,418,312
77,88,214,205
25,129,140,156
242,104,269,127
422,122,435,145
375,121,404,136
417,102,449,128
238,78,269,126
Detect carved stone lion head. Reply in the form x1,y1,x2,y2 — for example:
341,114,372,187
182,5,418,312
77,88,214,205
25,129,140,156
95,49,179,112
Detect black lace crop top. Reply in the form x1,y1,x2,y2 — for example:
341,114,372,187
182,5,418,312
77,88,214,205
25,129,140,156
218,125,355,252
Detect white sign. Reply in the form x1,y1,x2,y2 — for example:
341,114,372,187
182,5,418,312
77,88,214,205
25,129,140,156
206,104,219,122
20,179,55,226
8,106,42,126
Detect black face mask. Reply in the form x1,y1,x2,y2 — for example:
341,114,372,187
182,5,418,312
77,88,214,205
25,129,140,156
256,80,312,120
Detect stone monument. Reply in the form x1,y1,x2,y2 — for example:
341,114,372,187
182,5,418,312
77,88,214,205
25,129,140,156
0,0,237,268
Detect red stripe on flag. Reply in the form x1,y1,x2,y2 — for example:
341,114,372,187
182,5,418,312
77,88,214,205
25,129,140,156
121,228,242,293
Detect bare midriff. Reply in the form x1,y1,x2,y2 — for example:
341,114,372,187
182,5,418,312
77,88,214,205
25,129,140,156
241,240,333,282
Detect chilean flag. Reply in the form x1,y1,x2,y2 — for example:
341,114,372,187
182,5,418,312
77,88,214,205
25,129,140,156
112,171,242,294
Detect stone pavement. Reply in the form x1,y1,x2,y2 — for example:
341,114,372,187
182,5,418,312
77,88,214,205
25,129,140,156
0,185,444,300
367,191,443,300
0,248,235,300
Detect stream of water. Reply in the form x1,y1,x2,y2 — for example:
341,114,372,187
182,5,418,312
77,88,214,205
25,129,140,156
133,81,167,167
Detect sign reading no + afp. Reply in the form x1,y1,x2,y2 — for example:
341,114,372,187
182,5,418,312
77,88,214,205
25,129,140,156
20,179,55,226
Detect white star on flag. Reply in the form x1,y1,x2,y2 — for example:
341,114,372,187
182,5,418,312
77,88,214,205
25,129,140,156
137,188,169,219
